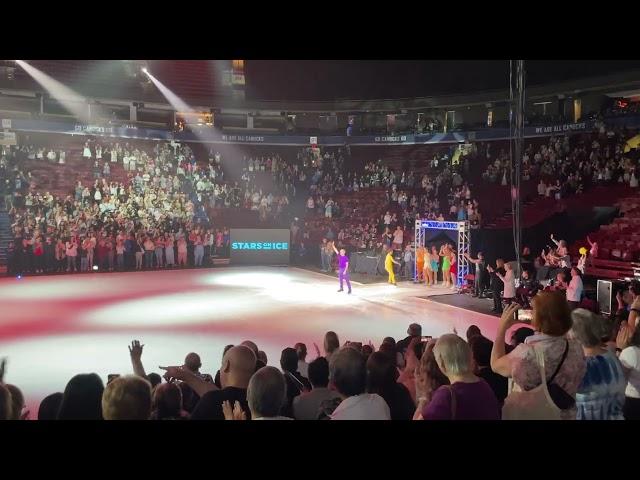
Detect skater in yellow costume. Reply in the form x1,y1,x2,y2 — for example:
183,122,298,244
416,246,425,283
385,248,401,285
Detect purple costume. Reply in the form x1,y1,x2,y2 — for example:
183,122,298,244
338,254,352,292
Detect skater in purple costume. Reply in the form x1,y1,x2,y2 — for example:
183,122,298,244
332,244,352,294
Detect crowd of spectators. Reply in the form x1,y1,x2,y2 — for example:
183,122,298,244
2,287,638,421
482,130,640,200
1,139,307,275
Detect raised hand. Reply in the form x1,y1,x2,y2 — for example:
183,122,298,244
313,342,321,358
159,365,185,382
128,340,144,360
0,357,6,384
499,303,521,330
616,322,630,350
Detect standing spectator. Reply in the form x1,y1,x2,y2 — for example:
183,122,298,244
402,244,414,280
566,268,584,310
491,296,587,420
618,324,640,419
488,258,506,314
392,225,404,250
294,343,309,379
571,309,626,420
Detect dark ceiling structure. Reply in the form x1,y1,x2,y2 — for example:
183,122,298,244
3,60,640,105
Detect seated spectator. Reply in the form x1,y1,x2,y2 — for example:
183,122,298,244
57,373,105,420
241,340,267,372
570,309,625,420
465,325,482,342
280,347,312,417
396,323,422,355
421,334,500,420
511,327,535,348
236,366,292,420
491,295,587,420
414,340,450,419
214,344,235,388
469,336,508,406
102,375,152,420
37,392,64,420
6,384,26,420
257,351,268,366
293,357,341,420
186,345,255,420
150,382,189,420
330,347,391,420
147,373,162,390
0,384,11,420
366,352,415,420
618,323,640,420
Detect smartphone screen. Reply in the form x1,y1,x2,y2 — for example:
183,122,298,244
421,336,433,342
516,309,533,323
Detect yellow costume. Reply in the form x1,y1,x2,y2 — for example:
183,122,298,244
385,251,396,285
416,247,425,281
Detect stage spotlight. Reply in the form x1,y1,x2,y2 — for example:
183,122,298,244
142,67,148,74
17,275,22,280
93,266,99,271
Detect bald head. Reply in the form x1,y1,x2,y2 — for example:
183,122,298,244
220,345,257,389
247,366,286,419
184,352,201,373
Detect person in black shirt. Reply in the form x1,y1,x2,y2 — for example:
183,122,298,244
280,348,311,418
469,335,508,406
396,323,422,356
162,345,256,420
43,237,56,273
366,351,415,420
489,258,506,314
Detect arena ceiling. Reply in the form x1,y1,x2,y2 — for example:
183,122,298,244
3,60,640,106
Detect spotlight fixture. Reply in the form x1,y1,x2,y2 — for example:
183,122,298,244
142,67,148,74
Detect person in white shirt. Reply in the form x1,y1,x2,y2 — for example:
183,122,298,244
329,347,391,420
619,326,640,419
566,267,584,309
489,262,516,302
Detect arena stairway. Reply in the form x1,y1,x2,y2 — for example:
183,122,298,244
0,209,11,266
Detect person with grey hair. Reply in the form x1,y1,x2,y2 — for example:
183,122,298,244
224,366,292,420
571,309,625,420
420,334,499,420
